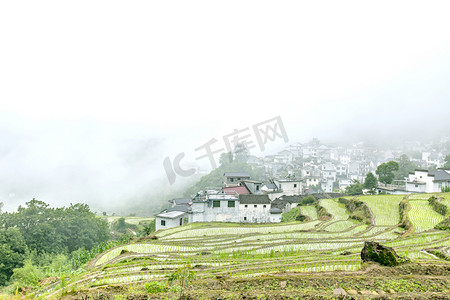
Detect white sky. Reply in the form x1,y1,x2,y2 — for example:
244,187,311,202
1,1,450,212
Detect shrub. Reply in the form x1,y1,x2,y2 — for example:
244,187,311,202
434,217,450,231
300,196,316,206
399,199,413,235
144,281,167,293
428,196,447,216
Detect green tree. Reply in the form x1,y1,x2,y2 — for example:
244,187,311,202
443,154,450,170
0,228,28,286
233,142,250,163
364,172,378,193
0,199,109,255
113,217,127,233
345,180,363,196
219,152,234,166
142,219,156,235
376,161,399,184
394,155,417,181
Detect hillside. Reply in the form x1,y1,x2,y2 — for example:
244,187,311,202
7,193,450,299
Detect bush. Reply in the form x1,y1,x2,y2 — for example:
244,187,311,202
11,260,44,288
399,199,413,235
300,196,316,206
144,281,167,293
434,217,450,231
428,196,447,216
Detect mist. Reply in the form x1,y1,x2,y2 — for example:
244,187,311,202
1,1,450,213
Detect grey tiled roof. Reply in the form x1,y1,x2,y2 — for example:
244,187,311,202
239,194,271,204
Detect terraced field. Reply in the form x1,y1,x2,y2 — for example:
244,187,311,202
35,193,450,299
409,200,446,232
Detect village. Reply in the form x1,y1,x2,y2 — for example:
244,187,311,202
156,138,450,231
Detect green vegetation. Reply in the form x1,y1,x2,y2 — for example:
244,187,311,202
345,180,364,195
4,193,450,299
0,199,110,287
363,172,378,193
409,200,446,232
376,161,399,184
428,195,448,216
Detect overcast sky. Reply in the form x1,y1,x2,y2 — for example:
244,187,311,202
1,1,450,212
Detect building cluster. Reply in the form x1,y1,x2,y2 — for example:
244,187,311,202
156,172,342,231
155,138,450,231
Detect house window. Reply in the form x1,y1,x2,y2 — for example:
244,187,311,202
415,184,418,188
254,205,257,208
244,204,248,208
230,178,234,182
213,200,220,208
263,205,266,208
161,220,166,226
256,185,260,191
228,201,235,208
244,217,247,221
294,184,297,188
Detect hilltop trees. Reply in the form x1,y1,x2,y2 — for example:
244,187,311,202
0,199,109,255
376,161,399,184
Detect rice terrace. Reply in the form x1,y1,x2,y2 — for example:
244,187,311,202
18,193,450,300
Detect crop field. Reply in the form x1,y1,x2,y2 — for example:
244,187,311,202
408,200,446,232
301,205,318,219
38,193,450,299
356,195,402,226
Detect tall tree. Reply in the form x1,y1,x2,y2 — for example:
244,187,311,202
364,172,378,193
233,143,250,163
376,161,399,184
345,180,363,196
394,154,417,180
443,154,450,170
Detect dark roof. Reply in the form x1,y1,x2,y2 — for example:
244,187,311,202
279,195,302,203
224,172,250,178
264,183,277,189
167,205,191,213
239,194,271,204
430,170,450,182
269,208,282,214
170,198,192,205
270,198,289,210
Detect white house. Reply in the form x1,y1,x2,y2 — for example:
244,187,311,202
406,169,450,193
239,194,272,223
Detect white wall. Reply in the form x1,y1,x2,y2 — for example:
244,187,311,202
239,203,270,223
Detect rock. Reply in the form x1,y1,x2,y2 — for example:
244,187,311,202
361,241,400,266
376,289,386,294
360,290,372,295
333,288,347,295
389,288,396,294
372,291,379,295
280,281,287,289
347,290,358,295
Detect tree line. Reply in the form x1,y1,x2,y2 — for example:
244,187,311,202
0,199,110,286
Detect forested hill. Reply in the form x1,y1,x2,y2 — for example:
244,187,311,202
183,161,264,198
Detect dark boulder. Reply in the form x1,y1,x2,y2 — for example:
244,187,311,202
361,241,400,266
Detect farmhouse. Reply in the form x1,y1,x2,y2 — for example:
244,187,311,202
405,169,450,193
